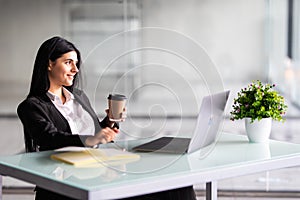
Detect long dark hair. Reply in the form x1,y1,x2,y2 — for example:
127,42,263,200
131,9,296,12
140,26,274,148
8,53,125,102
28,36,82,97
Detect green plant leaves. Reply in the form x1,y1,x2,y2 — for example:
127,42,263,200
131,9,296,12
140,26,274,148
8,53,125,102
230,80,288,122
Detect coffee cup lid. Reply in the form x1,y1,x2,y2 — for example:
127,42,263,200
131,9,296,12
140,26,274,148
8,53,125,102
108,94,127,101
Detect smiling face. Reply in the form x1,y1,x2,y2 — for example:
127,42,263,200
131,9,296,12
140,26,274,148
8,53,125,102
48,51,79,91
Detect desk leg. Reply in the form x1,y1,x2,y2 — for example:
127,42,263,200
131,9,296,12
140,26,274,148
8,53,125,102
0,175,2,200
206,181,217,200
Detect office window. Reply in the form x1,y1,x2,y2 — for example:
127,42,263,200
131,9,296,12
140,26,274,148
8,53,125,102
266,0,288,87
267,0,300,107
293,0,300,60
291,0,300,107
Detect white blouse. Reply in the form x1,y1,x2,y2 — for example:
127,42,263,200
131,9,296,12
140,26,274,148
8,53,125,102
47,88,95,136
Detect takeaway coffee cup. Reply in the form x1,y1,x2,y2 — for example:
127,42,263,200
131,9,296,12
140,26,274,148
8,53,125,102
107,94,127,122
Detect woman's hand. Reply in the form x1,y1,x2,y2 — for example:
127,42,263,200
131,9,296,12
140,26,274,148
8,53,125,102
85,127,119,146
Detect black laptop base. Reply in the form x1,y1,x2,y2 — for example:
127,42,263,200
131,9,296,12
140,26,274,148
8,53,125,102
132,137,191,154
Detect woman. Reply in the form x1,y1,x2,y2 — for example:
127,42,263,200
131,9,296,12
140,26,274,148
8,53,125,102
18,36,196,200
18,36,121,199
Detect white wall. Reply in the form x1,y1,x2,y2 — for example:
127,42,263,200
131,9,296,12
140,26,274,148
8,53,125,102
0,0,63,113
0,0,267,84
0,0,267,114
141,0,266,85
0,0,62,84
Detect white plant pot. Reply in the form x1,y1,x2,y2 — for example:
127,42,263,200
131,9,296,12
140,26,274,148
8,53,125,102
245,118,272,143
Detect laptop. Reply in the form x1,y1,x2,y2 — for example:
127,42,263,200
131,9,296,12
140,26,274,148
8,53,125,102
132,90,230,154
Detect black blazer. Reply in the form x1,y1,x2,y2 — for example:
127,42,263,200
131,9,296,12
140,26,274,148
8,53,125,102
17,89,110,152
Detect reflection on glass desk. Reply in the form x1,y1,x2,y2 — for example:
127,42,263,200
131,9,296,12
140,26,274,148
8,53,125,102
1,133,300,200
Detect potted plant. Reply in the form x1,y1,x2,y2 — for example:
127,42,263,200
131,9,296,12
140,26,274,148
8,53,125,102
230,80,288,143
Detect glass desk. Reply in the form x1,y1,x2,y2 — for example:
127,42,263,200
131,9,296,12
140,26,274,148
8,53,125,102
1,133,300,200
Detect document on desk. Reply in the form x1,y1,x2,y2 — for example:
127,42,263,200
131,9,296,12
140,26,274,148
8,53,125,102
51,147,140,167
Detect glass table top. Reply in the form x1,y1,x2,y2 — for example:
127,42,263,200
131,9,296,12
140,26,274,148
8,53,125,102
1,133,300,192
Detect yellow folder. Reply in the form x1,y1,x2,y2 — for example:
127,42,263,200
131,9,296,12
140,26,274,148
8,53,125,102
51,148,140,167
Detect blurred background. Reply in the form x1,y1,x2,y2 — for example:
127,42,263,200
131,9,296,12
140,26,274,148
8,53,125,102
1,0,300,199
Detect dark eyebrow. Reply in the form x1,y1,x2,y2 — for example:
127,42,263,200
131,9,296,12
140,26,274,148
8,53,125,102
65,58,78,63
